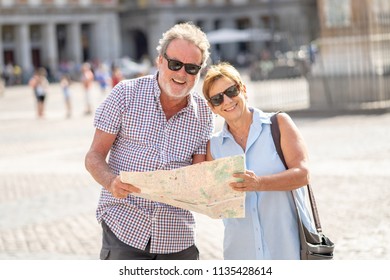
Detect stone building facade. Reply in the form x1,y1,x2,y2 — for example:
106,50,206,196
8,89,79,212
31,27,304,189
309,0,390,110
0,0,318,82
0,0,121,81
120,0,318,65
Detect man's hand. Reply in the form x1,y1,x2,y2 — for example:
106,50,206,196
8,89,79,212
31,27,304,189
107,176,141,199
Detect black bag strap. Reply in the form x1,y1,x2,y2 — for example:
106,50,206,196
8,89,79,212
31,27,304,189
270,112,323,233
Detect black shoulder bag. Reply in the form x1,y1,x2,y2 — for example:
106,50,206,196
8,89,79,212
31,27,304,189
270,112,335,260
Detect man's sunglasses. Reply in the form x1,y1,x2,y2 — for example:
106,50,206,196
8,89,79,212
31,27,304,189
163,53,202,75
207,85,240,106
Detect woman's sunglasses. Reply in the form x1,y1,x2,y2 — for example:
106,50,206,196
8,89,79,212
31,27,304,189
163,53,202,75
208,85,240,106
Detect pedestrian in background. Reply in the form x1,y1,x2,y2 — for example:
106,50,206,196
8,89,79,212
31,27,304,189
95,62,110,95
60,74,72,118
80,62,94,115
110,66,124,89
29,67,49,119
85,22,213,260
13,64,22,85
203,62,316,260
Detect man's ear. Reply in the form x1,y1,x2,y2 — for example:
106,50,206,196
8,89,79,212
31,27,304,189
156,55,163,67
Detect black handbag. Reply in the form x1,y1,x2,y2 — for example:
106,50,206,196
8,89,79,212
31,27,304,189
271,112,335,260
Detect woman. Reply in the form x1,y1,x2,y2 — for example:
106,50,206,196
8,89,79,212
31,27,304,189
60,74,72,118
203,62,316,260
80,62,94,115
29,67,49,119
110,66,124,88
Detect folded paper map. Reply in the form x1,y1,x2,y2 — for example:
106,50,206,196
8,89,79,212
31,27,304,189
120,154,246,219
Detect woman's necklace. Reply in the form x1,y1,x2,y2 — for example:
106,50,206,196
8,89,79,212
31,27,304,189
230,128,248,149
236,134,246,144
229,111,253,149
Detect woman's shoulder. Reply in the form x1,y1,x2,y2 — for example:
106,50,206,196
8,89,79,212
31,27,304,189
251,107,273,125
271,111,294,128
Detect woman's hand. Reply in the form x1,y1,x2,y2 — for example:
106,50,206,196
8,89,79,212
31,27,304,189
230,170,261,192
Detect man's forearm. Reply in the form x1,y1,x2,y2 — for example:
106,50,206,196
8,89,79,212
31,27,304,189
85,151,116,190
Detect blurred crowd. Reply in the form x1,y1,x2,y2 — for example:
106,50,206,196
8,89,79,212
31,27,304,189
0,56,155,118
0,62,23,87
0,55,154,88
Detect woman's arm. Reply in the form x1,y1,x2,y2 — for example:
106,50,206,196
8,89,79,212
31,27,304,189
230,113,309,192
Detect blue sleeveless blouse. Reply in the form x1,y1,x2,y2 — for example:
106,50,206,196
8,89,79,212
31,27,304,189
210,107,316,259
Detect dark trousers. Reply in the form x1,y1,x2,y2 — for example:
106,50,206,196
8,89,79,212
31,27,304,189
100,220,199,260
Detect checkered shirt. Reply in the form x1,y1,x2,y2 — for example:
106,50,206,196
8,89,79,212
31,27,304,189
94,74,214,254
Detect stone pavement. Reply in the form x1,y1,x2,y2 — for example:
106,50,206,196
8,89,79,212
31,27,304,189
0,81,389,260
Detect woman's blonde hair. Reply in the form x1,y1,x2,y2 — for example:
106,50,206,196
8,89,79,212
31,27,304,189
202,62,245,102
